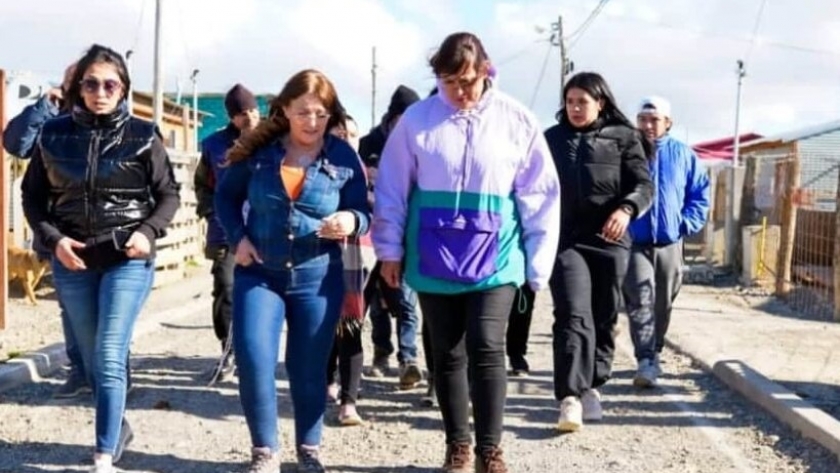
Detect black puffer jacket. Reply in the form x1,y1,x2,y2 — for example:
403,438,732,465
544,115,653,249
22,103,180,269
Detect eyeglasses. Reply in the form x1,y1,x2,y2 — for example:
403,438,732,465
439,73,483,91
291,111,331,123
80,78,123,96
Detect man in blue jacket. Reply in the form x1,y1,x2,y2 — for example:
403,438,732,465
624,96,710,388
194,83,259,382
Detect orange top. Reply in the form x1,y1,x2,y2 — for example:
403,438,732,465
280,165,306,200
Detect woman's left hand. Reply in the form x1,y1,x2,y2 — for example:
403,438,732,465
317,211,357,240
125,232,152,259
600,208,632,242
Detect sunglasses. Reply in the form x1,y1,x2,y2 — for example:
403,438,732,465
80,78,123,96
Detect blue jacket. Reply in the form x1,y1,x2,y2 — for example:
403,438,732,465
195,124,239,249
629,134,710,246
3,95,61,158
215,134,371,271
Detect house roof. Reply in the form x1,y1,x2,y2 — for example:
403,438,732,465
742,119,840,148
692,133,763,160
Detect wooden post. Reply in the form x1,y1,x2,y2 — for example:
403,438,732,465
776,149,800,297
833,156,840,321
703,167,717,265
0,69,8,330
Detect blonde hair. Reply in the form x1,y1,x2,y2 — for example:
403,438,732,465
225,69,343,163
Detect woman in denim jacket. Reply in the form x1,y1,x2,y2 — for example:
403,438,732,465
215,69,370,473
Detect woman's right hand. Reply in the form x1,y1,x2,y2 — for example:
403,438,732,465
380,261,402,289
55,237,86,271
234,237,263,267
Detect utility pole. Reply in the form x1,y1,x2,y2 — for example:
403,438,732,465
152,0,164,128
125,50,134,115
190,69,199,152
371,46,377,130
552,15,570,101
725,59,747,266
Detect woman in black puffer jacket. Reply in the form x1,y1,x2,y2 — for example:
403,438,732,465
544,72,653,433
21,44,179,473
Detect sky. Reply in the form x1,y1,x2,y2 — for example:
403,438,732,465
0,0,838,143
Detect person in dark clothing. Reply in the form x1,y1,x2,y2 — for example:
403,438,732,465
194,83,260,383
3,62,90,398
4,62,136,400
544,71,654,433
324,113,371,426
506,284,536,376
21,44,180,473
358,85,424,390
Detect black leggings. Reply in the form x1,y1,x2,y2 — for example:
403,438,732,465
326,328,364,405
418,285,516,448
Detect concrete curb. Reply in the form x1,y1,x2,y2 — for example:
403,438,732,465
664,335,840,460
0,296,209,394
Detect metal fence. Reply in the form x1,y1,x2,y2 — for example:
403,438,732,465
740,151,839,320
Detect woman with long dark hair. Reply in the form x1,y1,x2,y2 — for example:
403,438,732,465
21,44,180,472
544,71,653,432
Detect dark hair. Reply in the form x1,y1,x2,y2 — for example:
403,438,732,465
429,32,490,77
559,72,654,158
65,44,130,110
227,69,345,163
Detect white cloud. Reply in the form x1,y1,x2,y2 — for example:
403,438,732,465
1,0,839,141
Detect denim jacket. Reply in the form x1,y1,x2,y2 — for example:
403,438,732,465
215,134,371,270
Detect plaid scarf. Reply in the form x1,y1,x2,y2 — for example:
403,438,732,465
339,234,376,334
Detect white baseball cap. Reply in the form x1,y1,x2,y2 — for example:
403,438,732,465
638,96,672,118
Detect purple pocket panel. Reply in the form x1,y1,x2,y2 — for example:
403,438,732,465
417,208,501,284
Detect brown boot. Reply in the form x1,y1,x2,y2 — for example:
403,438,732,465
475,446,508,473
443,442,472,473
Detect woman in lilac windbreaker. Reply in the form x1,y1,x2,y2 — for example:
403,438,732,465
372,32,560,473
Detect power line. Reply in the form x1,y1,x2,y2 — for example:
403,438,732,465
566,0,610,50
130,0,149,53
745,0,769,62
607,11,840,57
529,42,554,108
496,39,547,67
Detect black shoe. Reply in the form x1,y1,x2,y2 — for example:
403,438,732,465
420,384,438,408
398,362,423,389
113,418,134,464
297,446,326,473
508,356,530,377
53,371,91,399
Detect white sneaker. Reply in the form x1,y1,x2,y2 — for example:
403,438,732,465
89,458,117,473
633,358,660,388
581,388,603,421
557,396,583,432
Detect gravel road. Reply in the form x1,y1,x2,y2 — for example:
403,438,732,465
1,290,838,473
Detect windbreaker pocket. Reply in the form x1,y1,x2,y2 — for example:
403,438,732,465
417,209,501,284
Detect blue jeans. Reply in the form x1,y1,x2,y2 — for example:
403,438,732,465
233,263,343,451
370,272,418,363
51,258,154,454
60,301,85,378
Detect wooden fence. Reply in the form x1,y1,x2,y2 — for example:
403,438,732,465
4,149,204,292
150,149,204,288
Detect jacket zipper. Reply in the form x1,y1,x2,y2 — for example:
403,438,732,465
85,131,102,236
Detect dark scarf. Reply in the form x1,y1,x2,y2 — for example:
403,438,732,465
72,101,130,130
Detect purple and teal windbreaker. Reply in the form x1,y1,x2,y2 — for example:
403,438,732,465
372,87,560,294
